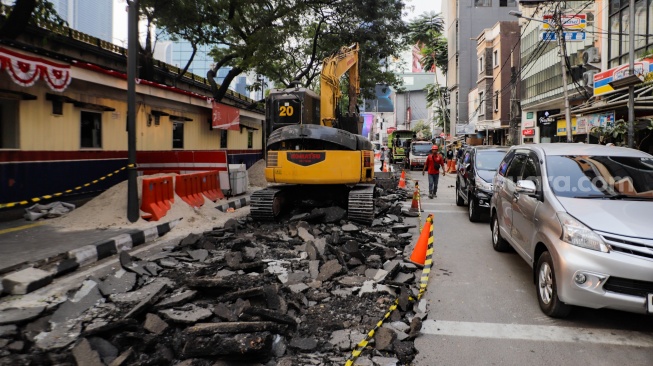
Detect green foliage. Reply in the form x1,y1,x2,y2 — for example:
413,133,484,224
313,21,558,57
591,119,653,150
145,0,409,102
412,120,432,140
1,0,66,40
406,12,447,73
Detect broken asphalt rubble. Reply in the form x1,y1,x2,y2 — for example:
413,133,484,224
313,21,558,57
0,186,431,366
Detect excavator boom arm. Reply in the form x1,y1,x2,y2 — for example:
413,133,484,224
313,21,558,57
319,43,360,127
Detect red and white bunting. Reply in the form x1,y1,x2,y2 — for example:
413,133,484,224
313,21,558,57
0,47,71,92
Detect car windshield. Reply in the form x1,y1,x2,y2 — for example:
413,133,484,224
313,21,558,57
475,151,506,171
412,144,432,153
545,155,653,198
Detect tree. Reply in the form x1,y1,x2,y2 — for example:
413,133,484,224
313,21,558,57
412,120,432,141
146,0,409,104
0,0,66,40
406,12,447,73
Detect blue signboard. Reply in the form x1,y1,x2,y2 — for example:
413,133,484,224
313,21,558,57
540,31,586,41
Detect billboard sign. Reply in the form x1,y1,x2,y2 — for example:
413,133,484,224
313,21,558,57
594,57,653,96
542,14,586,30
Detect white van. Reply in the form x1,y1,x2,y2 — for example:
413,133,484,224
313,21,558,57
407,141,432,170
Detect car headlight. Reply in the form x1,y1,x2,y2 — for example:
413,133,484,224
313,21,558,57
475,176,492,191
557,212,609,253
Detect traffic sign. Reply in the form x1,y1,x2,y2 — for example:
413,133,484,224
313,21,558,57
540,31,586,41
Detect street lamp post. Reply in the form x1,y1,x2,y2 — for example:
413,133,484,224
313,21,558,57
510,10,574,143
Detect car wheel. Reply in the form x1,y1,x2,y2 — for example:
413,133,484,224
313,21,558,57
468,193,480,222
456,182,464,206
491,213,510,252
536,252,572,318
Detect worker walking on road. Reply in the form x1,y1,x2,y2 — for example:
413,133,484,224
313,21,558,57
380,147,387,172
422,145,446,198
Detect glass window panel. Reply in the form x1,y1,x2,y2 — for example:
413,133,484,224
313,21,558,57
633,0,647,49
609,15,620,60
621,10,630,58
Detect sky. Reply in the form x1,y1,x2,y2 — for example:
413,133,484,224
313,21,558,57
403,0,443,20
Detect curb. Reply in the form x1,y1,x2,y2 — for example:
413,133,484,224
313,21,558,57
0,219,182,296
216,197,250,212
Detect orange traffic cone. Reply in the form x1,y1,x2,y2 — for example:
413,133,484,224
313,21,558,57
398,170,407,189
409,184,420,212
383,160,389,172
409,215,433,266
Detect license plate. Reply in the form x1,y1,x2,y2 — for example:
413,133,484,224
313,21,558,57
648,294,653,313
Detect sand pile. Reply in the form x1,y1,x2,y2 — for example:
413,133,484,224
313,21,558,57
247,159,268,188
49,173,249,236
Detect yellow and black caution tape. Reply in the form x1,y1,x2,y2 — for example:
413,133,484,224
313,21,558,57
344,298,400,366
345,214,435,365
0,164,136,209
415,181,422,229
418,215,435,300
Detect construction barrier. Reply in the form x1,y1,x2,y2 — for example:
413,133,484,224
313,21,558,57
200,171,225,202
175,174,205,208
140,176,174,221
446,159,456,173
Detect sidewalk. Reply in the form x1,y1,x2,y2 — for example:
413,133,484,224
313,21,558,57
0,195,251,295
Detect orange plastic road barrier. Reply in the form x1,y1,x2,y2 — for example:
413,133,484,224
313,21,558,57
141,177,172,221
398,170,407,189
175,173,205,208
409,215,434,266
447,160,456,173
200,171,225,202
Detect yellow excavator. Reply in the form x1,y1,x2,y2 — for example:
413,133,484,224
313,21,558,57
251,43,376,224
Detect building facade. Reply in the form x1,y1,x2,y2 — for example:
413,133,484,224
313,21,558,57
51,0,113,42
517,0,602,144
470,21,520,145
442,0,518,139
0,20,264,206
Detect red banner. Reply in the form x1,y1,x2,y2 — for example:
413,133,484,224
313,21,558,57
212,102,240,130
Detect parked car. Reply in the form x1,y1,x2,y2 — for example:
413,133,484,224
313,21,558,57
455,145,509,222
490,143,653,318
407,141,432,170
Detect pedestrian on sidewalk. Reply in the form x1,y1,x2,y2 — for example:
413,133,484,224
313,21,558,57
380,147,387,171
422,145,446,198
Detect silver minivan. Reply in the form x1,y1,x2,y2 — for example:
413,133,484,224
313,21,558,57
490,143,653,317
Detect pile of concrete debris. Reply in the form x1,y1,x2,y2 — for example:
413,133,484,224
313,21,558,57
0,188,427,366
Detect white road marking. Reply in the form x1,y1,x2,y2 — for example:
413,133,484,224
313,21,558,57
420,320,653,347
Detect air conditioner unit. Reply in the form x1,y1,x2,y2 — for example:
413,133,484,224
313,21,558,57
583,47,600,64
583,70,599,87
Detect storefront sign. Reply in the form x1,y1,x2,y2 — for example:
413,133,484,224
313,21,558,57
556,119,578,136
594,57,653,96
522,129,535,136
523,120,535,128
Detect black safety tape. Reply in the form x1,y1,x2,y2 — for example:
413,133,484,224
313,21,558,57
344,214,435,365
0,164,136,209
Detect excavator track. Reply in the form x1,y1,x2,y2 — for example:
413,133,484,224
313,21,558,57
347,184,375,225
250,186,287,221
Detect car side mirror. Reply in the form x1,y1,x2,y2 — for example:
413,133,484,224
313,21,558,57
516,180,536,195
